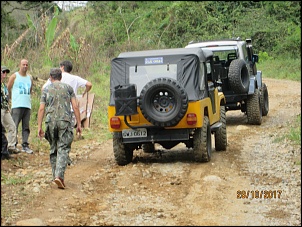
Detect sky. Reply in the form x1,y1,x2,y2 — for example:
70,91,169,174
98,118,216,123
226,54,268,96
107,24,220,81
54,1,88,11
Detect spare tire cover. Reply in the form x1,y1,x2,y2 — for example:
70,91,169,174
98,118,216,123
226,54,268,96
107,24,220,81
139,78,188,127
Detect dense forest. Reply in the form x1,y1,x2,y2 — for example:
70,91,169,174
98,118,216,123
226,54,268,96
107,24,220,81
1,1,301,76
0,1,300,140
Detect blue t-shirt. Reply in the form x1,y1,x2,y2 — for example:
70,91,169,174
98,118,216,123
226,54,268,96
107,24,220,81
11,72,32,109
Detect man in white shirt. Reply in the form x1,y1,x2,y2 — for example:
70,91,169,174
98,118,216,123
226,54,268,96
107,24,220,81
43,60,92,97
42,60,92,127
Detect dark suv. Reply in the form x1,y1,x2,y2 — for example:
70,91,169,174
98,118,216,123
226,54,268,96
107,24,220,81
108,48,227,165
186,38,269,125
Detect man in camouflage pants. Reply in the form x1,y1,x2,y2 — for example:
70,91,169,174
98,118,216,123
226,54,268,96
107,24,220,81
37,68,82,189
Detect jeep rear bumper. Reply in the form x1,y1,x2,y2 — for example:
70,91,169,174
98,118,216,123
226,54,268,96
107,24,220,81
119,128,192,144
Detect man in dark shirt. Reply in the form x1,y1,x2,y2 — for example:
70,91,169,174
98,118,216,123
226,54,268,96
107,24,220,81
37,68,82,189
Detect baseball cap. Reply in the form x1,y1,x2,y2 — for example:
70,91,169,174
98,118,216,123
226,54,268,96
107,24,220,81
1,66,10,73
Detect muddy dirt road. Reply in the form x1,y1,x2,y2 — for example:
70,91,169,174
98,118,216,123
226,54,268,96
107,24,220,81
1,78,301,226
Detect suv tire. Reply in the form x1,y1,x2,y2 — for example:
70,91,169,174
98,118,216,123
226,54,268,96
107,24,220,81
214,106,227,151
247,88,262,125
260,83,269,116
139,78,188,127
228,59,250,94
113,132,133,165
193,116,211,162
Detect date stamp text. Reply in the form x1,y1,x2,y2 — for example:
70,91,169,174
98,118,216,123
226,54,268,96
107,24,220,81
237,190,282,199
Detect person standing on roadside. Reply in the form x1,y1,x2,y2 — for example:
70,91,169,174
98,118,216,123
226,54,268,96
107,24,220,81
7,59,33,154
42,60,92,127
1,123,11,160
1,66,19,154
38,68,82,189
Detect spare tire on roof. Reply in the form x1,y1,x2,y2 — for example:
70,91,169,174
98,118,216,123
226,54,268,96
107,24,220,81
139,78,188,127
228,59,250,94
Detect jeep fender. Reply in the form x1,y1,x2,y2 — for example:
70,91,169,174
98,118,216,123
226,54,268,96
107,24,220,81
256,70,263,88
248,71,262,94
205,91,225,127
218,92,226,106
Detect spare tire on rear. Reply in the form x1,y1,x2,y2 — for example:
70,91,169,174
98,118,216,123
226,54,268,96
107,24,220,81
139,78,188,127
228,59,250,94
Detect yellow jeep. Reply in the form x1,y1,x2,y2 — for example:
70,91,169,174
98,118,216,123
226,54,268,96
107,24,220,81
108,48,226,165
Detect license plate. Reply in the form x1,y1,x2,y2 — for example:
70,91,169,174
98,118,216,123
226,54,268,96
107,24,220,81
122,128,147,138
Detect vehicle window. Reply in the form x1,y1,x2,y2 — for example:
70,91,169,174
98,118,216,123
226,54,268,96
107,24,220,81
242,45,248,61
206,62,211,74
200,63,205,91
213,50,237,61
129,64,177,95
206,60,214,82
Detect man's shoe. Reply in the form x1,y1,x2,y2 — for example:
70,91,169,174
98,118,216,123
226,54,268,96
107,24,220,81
8,146,20,154
54,177,65,189
21,146,33,154
1,153,11,160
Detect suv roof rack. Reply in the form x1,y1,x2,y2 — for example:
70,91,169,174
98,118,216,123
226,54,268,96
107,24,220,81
188,37,242,45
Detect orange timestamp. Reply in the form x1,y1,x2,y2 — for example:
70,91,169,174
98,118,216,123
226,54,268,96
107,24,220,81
237,190,282,199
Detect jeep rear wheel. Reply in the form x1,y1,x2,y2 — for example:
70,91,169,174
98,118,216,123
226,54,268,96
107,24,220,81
247,89,262,125
228,59,250,94
260,83,269,116
214,106,227,151
113,132,133,165
193,116,211,162
139,78,188,127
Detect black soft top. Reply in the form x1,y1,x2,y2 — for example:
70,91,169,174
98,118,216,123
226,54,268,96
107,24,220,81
109,48,213,105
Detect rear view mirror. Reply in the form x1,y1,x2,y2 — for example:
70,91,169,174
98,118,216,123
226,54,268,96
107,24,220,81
252,54,259,63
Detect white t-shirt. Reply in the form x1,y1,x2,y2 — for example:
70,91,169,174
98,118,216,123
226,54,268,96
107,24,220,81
42,72,88,95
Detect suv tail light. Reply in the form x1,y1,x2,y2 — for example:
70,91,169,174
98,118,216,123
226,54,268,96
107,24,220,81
110,117,121,129
187,113,197,125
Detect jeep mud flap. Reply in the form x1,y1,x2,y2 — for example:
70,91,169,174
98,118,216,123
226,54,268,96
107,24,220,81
210,122,222,132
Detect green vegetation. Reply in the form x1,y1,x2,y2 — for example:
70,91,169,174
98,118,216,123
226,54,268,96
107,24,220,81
273,114,301,146
287,114,301,145
1,174,32,185
258,58,301,81
0,1,300,151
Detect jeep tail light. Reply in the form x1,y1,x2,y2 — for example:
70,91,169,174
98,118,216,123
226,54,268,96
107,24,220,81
110,117,121,129
187,113,197,125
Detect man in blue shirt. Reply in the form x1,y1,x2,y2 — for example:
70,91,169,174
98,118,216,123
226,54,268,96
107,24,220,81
7,59,33,154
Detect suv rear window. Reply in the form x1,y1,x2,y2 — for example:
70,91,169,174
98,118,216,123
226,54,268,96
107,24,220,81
129,64,177,96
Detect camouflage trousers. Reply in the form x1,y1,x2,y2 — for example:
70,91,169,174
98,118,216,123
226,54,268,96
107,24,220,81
45,121,73,180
